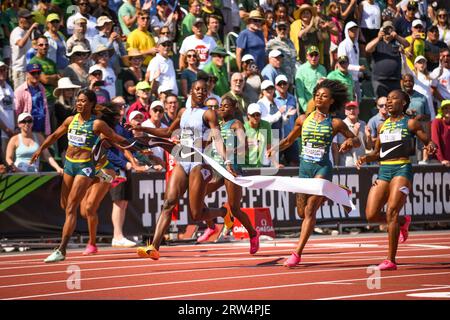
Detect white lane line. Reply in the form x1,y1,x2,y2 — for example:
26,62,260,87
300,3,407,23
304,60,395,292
1,252,449,289
406,244,450,250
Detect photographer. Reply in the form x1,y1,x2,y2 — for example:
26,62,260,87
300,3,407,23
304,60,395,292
366,21,409,97
241,54,262,105
88,66,110,105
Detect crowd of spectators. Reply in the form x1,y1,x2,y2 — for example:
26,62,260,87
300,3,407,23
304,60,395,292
1,0,450,177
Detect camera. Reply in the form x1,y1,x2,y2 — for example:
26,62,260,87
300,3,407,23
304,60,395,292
249,63,258,72
93,80,105,87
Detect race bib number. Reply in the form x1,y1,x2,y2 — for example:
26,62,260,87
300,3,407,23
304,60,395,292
68,132,87,145
303,144,325,162
380,129,402,143
180,128,194,147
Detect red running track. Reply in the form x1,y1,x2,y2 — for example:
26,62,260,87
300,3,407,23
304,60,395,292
0,231,450,300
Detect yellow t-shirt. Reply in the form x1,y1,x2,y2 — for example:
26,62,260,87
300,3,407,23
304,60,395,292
126,29,156,65
405,36,425,72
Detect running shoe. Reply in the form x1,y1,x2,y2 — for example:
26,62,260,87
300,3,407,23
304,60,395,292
111,176,127,188
136,242,160,260
82,244,98,255
223,205,234,229
44,249,65,263
197,225,219,243
283,252,301,268
377,259,397,271
249,230,260,254
399,215,412,243
112,237,136,248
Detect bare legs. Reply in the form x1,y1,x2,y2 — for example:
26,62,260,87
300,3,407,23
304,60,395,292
112,200,129,240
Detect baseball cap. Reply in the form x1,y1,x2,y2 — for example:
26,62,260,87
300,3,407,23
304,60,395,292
412,19,423,28
193,17,205,26
157,84,172,94
307,46,320,55
46,13,60,23
345,101,359,108
129,110,144,121
18,9,32,18
261,80,275,90
275,74,288,84
268,49,283,58
150,100,164,110
96,16,113,28
18,113,33,123
382,20,394,30
26,63,42,73
136,81,152,91
247,103,262,115
158,36,172,45
88,65,103,74
0,61,6,68
414,55,427,64
337,55,349,63
407,1,418,10
242,54,255,63
210,46,228,57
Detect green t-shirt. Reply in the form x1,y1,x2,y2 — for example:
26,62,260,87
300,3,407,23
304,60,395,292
29,56,58,103
202,61,230,97
118,2,137,36
244,120,272,168
180,13,196,40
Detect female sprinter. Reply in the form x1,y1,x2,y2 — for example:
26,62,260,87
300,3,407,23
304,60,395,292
30,90,132,263
356,89,436,270
268,79,361,267
199,96,260,254
134,79,236,260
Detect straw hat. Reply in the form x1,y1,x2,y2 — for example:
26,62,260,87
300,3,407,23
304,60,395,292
53,77,81,97
298,4,317,17
92,44,114,58
247,10,264,22
66,45,90,57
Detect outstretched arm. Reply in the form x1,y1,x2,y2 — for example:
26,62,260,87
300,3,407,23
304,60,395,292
333,118,361,153
268,115,305,157
132,108,184,138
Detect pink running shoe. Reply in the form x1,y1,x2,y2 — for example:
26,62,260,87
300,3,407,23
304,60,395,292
197,225,219,243
399,215,412,243
249,230,260,255
377,259,397,271
283,252,301,268
82,244,98,255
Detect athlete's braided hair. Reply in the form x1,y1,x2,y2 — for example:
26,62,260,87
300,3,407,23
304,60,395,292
94,103,120,128
313,79,349,113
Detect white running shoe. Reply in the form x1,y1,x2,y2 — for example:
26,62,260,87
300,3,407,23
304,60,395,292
112,237,136,248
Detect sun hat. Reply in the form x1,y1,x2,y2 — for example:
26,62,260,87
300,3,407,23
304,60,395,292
53,77,81,97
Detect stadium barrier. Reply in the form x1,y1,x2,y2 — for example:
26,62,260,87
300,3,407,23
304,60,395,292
1,164,449,238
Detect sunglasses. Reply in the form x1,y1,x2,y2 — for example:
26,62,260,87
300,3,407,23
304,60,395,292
277,81,288,86
20,119,33,124
309,53,319,57
250,113,261,117
131,56,143,61
50,20,60,24
92,71,102,77
187,54,197,58
30,71,41,76
79,2,89,6
152,108,164,113
38,43,49,47
98,51,110,57
439,14,448,17
161,42,172,47
140,16,150,20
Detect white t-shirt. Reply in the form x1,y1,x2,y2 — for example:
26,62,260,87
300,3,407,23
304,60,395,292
66,13,98,42
0,82,15,139
146,54,179,95
179,35,217,69
141,120,167,162
336,119,368,167
431,66,450,100
360,1,381,29
97,65,117,99
10,27,31,72
414,72,437,119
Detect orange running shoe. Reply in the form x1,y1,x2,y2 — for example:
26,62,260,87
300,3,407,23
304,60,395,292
136,242,160,260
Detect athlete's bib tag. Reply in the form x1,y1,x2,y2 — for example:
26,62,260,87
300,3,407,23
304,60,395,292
380,129,401,143
68,132,87,146
303,144,325,162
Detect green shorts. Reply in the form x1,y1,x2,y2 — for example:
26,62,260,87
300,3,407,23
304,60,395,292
299,159,333,181
378,163,413,182
64,158,95,178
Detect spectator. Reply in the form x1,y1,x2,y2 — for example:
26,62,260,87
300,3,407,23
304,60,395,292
334,101,372,166
126,81,152,121
44,13,69,72
358,0,381,44
92,16,127,75
0,61,15,157
223,72,247,121
366,20,409,97
273,2,289,24
66,0,98,42
338,21,365,102
161,93,178,126
328,1,344,69
119,49,146,105
146,36,178,96
405,19,426,72
179,18,217,70
295,45,327,113
92,0,120,26
393,0,417,38
10,9,39,89
435,8,450,46
118,0,138,36
126,10,158,66
431,100,450,167
411,56,437,119
142,100,167,164
266,21,297,86
206,15,223,47
367,96,388,144
222,0,240,35
157,85,173,104
327,55,355,101
201,0,225,41
431,48,450,102
14,64,51,136
90,45,116,99
5,112,62,173
425,25,448,72
241,54,262,104
261,49,284,84
180,0,202,41
180,49,200,99
337,0,358,27
274,74,299,166
150,0,178,36
88,65,111,104
52,77,79,157
33,0,52,27
29,35,61,107
262,9,275,43
244,103,272,168
202,46,229,97
66,18,91,54
290,3,322,64
62,45,91,89
382,0,401,22
236,10,266,72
